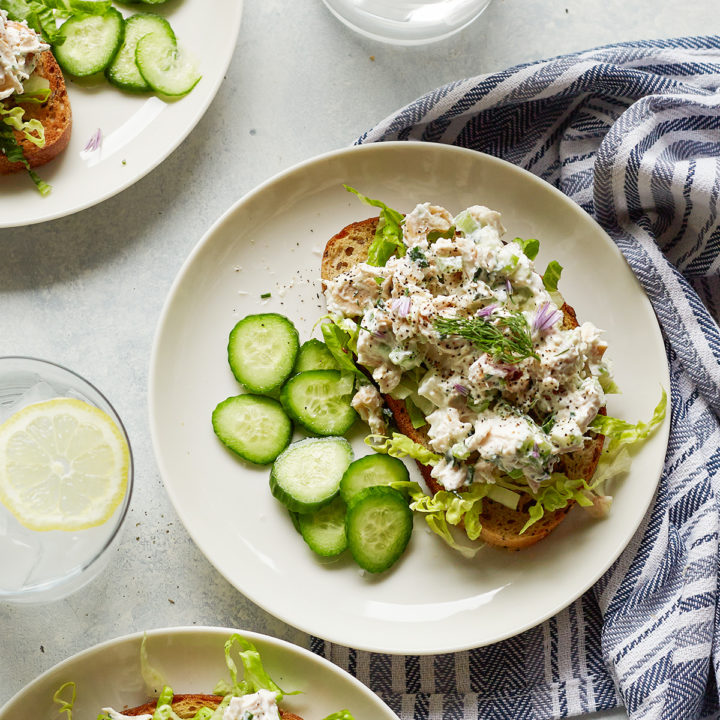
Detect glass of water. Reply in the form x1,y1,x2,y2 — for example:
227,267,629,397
0,357,133,604
321,0,493,44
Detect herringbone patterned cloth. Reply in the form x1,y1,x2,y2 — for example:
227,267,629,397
312,36,720,720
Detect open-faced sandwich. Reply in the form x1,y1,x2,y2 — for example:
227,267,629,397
54,634,353,720
102,691,305,720
318,188,664,554
210,187,665,571
0,8,71,192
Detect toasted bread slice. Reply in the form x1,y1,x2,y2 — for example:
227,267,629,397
121,693,303,719
0,50,72,174
321,216,605,550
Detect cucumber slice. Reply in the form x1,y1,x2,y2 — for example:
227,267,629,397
228,314,299,394
298,495,348,557
270,437,353,513
136,31,201,96
212,395,292,465
288,509,302,534
106,14,175,91
340,454,410,504
293,339,340,373
54,8,124,77
281,370,357,436
346,487,413,573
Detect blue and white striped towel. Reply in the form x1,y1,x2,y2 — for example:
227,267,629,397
311,36,720,720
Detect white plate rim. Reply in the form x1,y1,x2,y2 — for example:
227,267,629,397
0,1,243,229
148,141,671,655
0,625,399,719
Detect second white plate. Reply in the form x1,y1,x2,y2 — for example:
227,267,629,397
0,1,243,227
149,142,670,655
0,627,398,719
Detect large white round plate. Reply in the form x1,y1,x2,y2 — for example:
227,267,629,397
0,626,397,719
0,1,243,228
149,142,670,655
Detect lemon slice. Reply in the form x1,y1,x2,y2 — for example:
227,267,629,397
0,397,130,531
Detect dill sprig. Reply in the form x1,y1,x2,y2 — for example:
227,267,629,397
434,312,539,364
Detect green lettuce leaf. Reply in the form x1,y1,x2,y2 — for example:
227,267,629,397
1,104,45,146
587,445,631,491
519,474,593,535
67,0,112,13
213,634,286,701
153,686,177,720
598,368,621,394
0,0,34,22
394,480,485,554
53,682,76,720
140,634,166,695
318,316,365,380
1,0,110,41
344,185,405,266
515,237,540,261
590,389,667,451
152,705,182,720
424,512,480,558
542,260,563,292
14,74,51,104
365,432,441,465
520,390,667,534
1,107,50,195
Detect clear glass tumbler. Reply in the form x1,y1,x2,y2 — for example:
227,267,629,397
321,0,493,45
0,357,133,604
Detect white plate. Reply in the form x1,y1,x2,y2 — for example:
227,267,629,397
149,142,670,655
0,1,243,228
0,626,397,719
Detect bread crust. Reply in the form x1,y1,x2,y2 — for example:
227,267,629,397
121,693,303,719
0,50,72,174
322,216,606,550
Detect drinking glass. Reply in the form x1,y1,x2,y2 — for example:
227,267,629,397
0,357,133,604
321,0,493,44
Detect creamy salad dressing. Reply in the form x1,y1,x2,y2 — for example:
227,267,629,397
102,710,152,720
223,689,281,720
324,202,610,493
0,10,48,101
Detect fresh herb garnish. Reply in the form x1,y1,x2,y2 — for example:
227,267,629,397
260,292,271,299
408,246,429,267
434,312,539,364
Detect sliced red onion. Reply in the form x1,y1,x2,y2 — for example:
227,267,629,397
392,296,412,318
530,443,540,459
84,128,102,152
505,278,513,295
477,304,497,318
534,302,562,333
454,384,469,396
